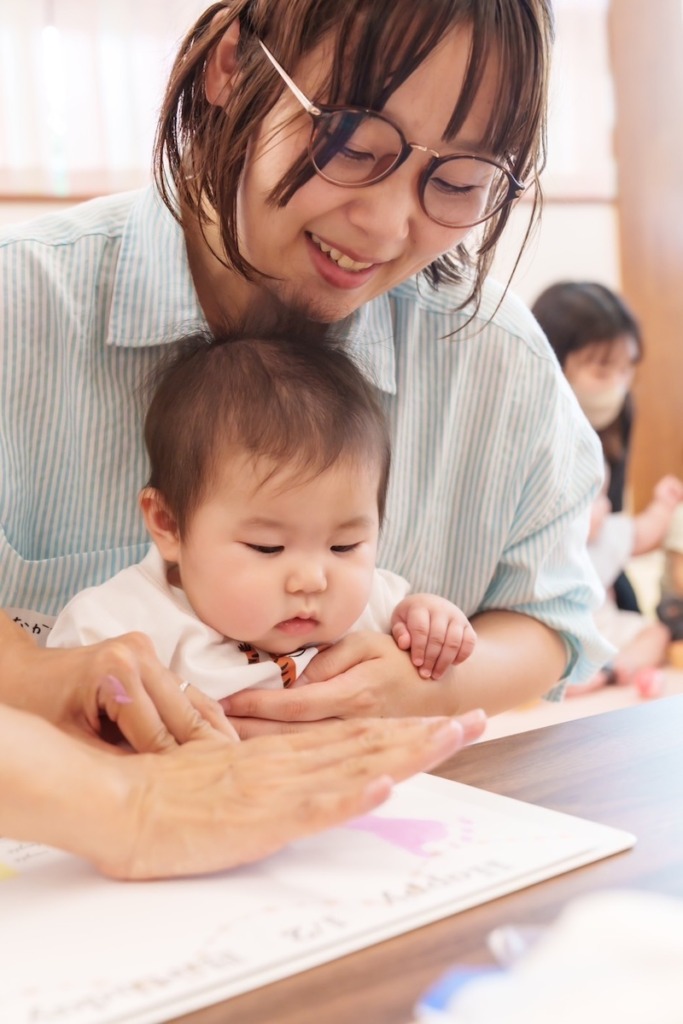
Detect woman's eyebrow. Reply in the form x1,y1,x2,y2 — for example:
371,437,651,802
388,111,499,159
434,122,502,157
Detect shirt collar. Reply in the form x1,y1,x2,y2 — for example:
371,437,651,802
107,186,208,348
106,186,398,394
342,294,397,395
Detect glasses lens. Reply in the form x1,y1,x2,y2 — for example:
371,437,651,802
311,110,403,185
423,157,511,227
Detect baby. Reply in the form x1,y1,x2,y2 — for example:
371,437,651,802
532,280,683,697
657,505,683,655
48,318,476,700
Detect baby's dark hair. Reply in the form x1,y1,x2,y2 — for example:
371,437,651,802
143,315,391,537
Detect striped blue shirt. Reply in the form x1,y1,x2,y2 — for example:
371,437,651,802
0,186,609,692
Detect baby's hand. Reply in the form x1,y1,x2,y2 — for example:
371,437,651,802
390,594,477,680
653,475,683,511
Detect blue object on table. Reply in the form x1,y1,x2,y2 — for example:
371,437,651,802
414,965,502,1022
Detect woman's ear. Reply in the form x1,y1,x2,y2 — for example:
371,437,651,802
205,15,241,107
140,488,181,563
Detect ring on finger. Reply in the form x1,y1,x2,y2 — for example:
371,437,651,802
179,680,192,693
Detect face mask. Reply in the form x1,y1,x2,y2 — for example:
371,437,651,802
573,383,628,431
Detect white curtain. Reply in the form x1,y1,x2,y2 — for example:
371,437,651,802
0,0,208,195
0,0,615,200
545,0,616,199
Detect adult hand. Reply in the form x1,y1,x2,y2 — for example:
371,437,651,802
223,612,569,726
222,631,459,728
57,632,238,749
0,614,235,751
97,711,487,877
2,705,485,879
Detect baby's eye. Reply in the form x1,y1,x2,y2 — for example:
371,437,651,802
331,543,360,553
246,544,284,554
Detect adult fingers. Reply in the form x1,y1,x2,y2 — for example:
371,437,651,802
226,715,340,739
237,715,487,782
112,714,487,878
329,714,485,780
222,677,365,722
300,717,469,783
453,707,487,744
223,634,393,721
228,718,406,766
184,684,239,740
277,718,467,840
295,633,374,684
91,633,235,751
337,717,471,781
243,718,476,825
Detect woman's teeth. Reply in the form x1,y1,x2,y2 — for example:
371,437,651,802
310,233,373,272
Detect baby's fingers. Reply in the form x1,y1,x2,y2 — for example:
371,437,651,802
430,620,477,679
401,607,432,666
452,622,478,665
417,612,454,677
390,621,412,651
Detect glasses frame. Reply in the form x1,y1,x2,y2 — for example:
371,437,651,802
258,39,527,229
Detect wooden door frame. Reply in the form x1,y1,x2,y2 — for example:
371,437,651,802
608,0,683,509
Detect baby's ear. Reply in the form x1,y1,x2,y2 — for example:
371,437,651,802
139,488,181,562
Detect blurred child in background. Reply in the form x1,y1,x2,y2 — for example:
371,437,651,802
658,507,683,659
532,281,683,696
582,464,682,694
532,282,642,610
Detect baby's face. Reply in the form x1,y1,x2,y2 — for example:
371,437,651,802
171,453,381,653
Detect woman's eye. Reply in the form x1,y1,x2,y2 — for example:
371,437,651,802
339,145,374,164
246,544,284,554
331,543,359,553
431,177,476,196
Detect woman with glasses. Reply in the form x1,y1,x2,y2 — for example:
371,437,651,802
0,0,609,751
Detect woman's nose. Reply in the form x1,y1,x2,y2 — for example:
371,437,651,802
344,164,418,245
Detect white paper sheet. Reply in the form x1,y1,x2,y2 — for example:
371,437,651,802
0,773,635,1024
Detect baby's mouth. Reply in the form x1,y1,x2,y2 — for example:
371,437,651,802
276,616,320,637
309,233,374,272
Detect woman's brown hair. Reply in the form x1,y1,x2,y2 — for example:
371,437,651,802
154,0,553,316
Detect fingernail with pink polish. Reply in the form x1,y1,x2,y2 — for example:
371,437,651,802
104,675,133,705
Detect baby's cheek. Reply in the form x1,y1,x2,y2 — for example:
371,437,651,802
353,572,377,615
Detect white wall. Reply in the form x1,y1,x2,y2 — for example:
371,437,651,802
2,0,620,307
490,201,621,307
0,200,74,226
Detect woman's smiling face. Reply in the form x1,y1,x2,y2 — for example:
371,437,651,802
209,25,502,322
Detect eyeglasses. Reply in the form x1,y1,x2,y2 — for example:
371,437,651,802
258,40,526,229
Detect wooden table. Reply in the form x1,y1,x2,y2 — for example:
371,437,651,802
175,696,683,1024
